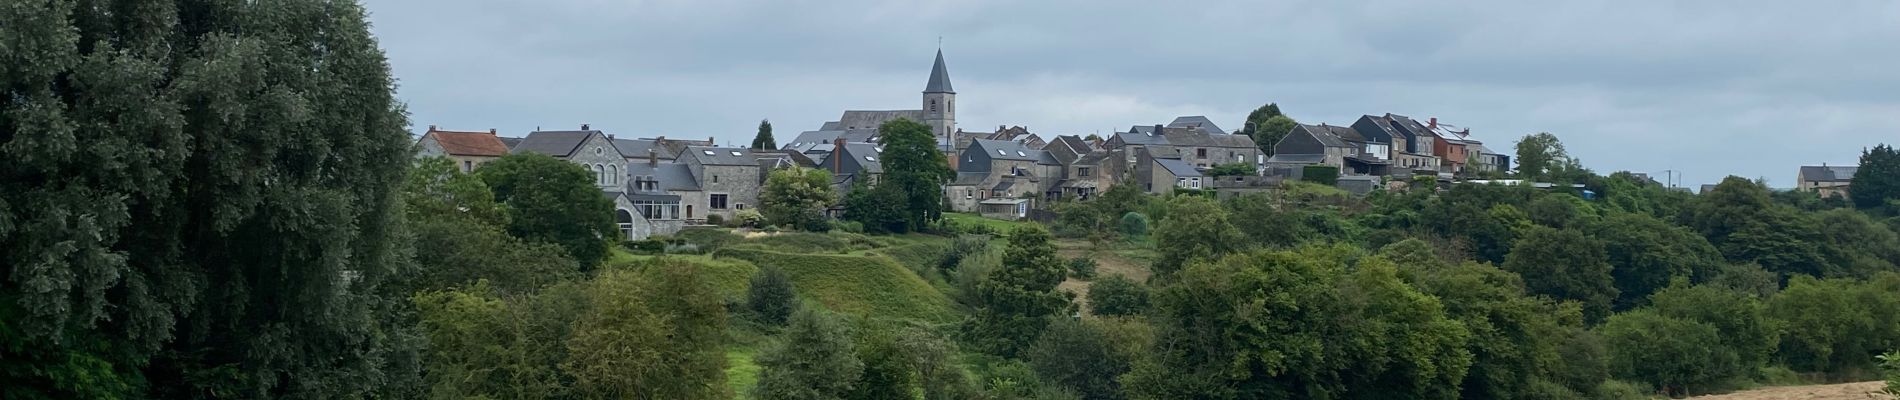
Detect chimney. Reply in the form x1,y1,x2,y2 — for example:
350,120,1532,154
581,123,590,130
428,124,437,132
648,148,658,167
1428,118,1437,131
488,128,496,135
708,136,715,145
832,138,846,174
607,133,614,140
656,135,666,150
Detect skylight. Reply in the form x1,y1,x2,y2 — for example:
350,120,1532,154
874,148,883,153
730,151,742,156
1016,151,1026,157
997,149,1006,156
865,156,877,162
702,150,714,155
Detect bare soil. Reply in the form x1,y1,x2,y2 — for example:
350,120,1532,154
1686,382,1891,400
1054,240,1153,315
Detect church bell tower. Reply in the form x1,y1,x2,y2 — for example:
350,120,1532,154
922,49,956,148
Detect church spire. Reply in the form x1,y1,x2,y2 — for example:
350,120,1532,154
924,49,954,94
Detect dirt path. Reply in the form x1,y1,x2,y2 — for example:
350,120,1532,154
1054,240,1152,315
1686,382,1890,400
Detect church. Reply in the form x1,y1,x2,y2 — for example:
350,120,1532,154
784,49,962,156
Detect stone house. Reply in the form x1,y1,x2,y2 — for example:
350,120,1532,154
818,141,885,194
414,126,509,172
1045,135,1113,201
623,153,698,238
1161,126,1261,169
1267,123,1356,173
509,126,647,240
1382,114,1443,173
1797,165,1858,199
944,139,1064,215
680,146,763,221
1149,158,1204,195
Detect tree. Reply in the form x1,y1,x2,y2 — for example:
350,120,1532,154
1853,144,1899,210
761,167,837,231
1683,177,1836,278
565,264,729,399
1387,244,1583,400
877,119,953,231
1502,227,1619,323
1239,103,1295,156
1880,350,1900,396
413,281,585,399
748,266,799,326
1648,282,1779,376
1088,275,1149,316
753,119,777,149
1597,309,1733,395
842,180,906,234
1302,165,1340,185
1525,193,1593,228
1151,196,1246,277
1026,318,1131,400
754,308,864,400
1768,275,1900,374
406,158,580,294
1515,132,1570,181
1118,212,1150,239
1584,213,1724,310
962,226,1071,356
2,1,423,396
1206,163,1255,177
479,153,617,270
1240,103,1284,136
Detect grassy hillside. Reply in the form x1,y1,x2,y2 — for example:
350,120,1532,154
715,246,958,324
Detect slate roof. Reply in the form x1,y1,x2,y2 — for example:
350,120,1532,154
1050,135,1093,154
425,129,509,157
1799,166,1859,183
684,146,758,166
1037,151,1062,166
1112,129,1171,146
840,143,885,174
498,136,524,149
612,138,685,160
1268,154,1328,164
625,162,701,192
1163,129,1257,148
1155,158,1203,177
925,49,954,93
1167,116,1227,135
820,121,842,130
1074,151,1110,166
1386,114,1437,139
1294,124,1350,148
834,110,924,131
1316,124,1365,143
512,130,601,157
950,172,989,185
973,139,1044,161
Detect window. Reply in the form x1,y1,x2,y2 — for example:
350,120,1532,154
736,203,747,210
1197,148,1209,159
712,175,719,183
608,164,618,185
965,190,973,199
710,194,729,210
686,205,694,218
730,151,743,156
702,150,714,155
930,99,938,112
1078,167,1092,177
595,164,605,184
462,160,473,172
997,149,1006,156
595,147,603,156
865,156,877,162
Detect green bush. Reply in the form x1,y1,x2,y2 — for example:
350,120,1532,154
1302,165,1339,185
746,266,797,326
734,209,766,228
1118,212,1149,239
706,213,726,227
1088,275,1148,316
1591,380,1649,400
624,239,667,254
1066,257,1098,280
1881,350,1900,396
676,227,742,252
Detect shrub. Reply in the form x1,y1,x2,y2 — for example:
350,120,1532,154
1881,350,1900,396
706,213,726,227
663,243,703,255
832,220,864,233
747,266,798,326
1066,257,1098,280
735,209,767,228
1302,165,1339,185
940,234,990,273
1591,380,1649,400
624,239,666,254
1118,212,1149,239
676,227,742,252
1088,275,1148,316
1026,318,1129,400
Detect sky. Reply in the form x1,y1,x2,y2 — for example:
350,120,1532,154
363,0,1900,188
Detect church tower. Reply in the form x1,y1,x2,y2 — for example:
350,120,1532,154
922,49,956,148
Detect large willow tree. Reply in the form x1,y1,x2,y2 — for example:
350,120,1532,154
1,1,420,398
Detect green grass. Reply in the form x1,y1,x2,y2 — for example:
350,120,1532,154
714,247,957,323
605,254,760,300
725,346,761,398
943,212,1036,233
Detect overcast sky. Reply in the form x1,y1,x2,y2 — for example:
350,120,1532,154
364,0,1899,188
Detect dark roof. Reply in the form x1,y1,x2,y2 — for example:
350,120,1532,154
835,110,923,130
1037,151,1062,166
1385,114,1437,139
972,139,1044,161
498,136,524,149
1293,124,1350,148
1267,154,1328,164
925,49,954,93
1074,150,1110,166
1163,129,1256,148
951,172,988,185
684,146,759,166
992,180,1014,191
1155,158,1203,177
1051,135,1093,154
1112,129,1171,146
625,163,701,192
425,129,509,157
1317,124,1364,142
1167,116,1227,135
1799,166,1858,182
839,143,885,174
612,138,682,160
512,130,602,157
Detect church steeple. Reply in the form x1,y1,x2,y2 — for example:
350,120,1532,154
924,49,954,94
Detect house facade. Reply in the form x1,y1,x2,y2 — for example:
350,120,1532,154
414,126,509,172
681,146,764,221
509,126,649,240
944,139,1064,215
1797,165,1858,199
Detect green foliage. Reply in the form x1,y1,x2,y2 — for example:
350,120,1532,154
754,308,864,400
1205,163,1256,177
1767,275,1900,375
1119,212,1150,239
677,227,744,252
1880,350,1900,396
963,226,1072,357
1088,275,1150,317
1151,196,1246,277
1027,318,1132,399
1584,213,1724,310
762,167,837,231
1526,193,1595,228
707,213,728,227
737,209,768,228
1066,257,1099,280
0,1,425,395
1683,176,1838,279
716,247,959,323
1242,104,1297,156
1648,282,1780,377
1853,144,1899,210
749,266,800,326
877,119,954,231
754,119,777,149
843,181,909,234
481,153,618,270
1515,132,1580,182
414,281,584,399
1302,165,1340,185
1503,227,1619,323
565,264,729,399
1597,309,1732,395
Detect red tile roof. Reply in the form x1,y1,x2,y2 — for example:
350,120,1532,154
427,128,508,157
